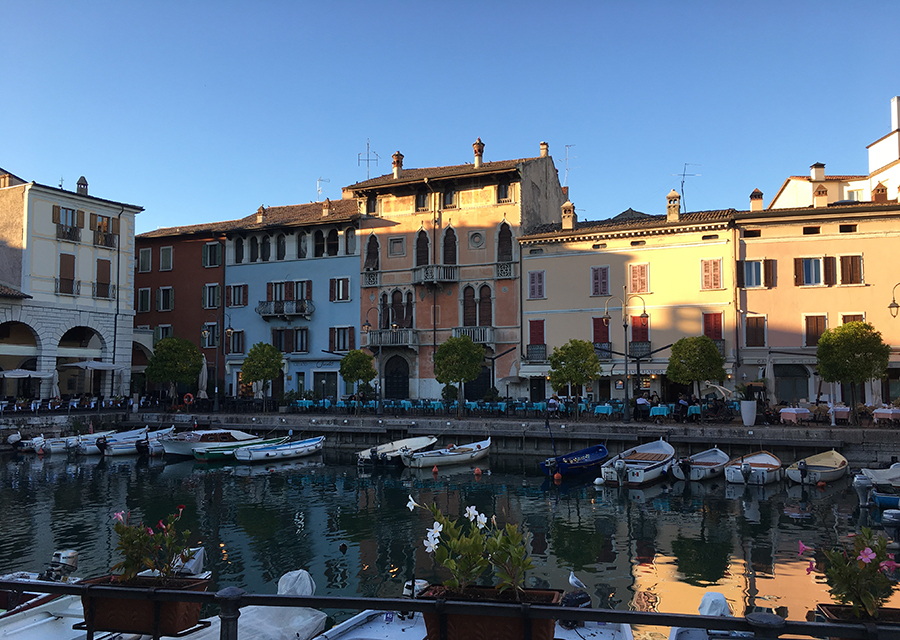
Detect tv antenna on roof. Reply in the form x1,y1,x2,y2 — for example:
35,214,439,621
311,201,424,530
564,144,579,187
59,176,64,189
358,138,380,180
672,163,701,213
317,177,330,201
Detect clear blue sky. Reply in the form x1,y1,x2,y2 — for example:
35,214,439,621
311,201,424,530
4,1,900,233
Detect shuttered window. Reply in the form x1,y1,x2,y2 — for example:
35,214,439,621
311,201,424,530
805,315,827,347
631,315,649,342
746,316,765,347
96,259,111,298
629,264,648,293
701,259,722,290
592,317,609,344
703,313,723,340
529,320,545,345
840,255,863,285
478,285,492,327
462,286,477,327
59,254,75,295
527,271,545,299
416,231,429,267
591,266,609,296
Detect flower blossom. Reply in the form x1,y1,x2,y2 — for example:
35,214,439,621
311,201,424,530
113,511,125,524
427,521,443,540
476,513,488,529
880,558,898,573
465,506,478,522
407,495,419,512
424,537,439,553
858,547,877,564
146,527,154,535
806,560,815,575
798,540,812,556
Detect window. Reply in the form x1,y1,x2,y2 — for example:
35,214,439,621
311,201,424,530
840,255,863,285
701,259,722,290
805,315,827,347
95,259,111,299
138,248,151,273
202,242,222,267
202,322,218,348
591,266,609,296
846,189,863,201
59,206,77,227
737,259,775,288
297,232,308,259
268,281,286,302
226,284,248,307
344,228,356,255
91,213,118,247
261,236,271,262
330,277,350,302
629,263,649,293
794,257,835,286
234,238,244,264
364,236,379,270
744,229,761,238
746,316,766,347
744,261,762,288
803,227,820,235
497,181,511,203
271,328,286,352
249,237,259,262
443,228,457,265
294,327,309,353
415,230,429,267
160,246,173,271
156,287,174,311
327,229,339,256
702,235,719,241
840,224,857,233
463,286,477,327
478,285,492,327
229,330,245,355
329,326,355,352
527,270,545,299
592,317,610,344
497,223,513,262
204,284,221,309
843,314,864,324
156,325,173,341
529,319,545,345
137,288,151,312
416,190,428,211
443,187,456,208
276,234,286,260
314,231,325,257
366,195,377,215
388,237,405,257
703,313,723,341
295,280,313,300
631,315,649,342
58,253,75,295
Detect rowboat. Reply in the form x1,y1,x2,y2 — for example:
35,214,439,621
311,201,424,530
42,431,116,455
785,450,848,484
161,429,261,457
400,438,491,468
599,438,674,487
79,426,148,456
194,436,288,462
234,436,325,463
669,447,729,482
540,443,608,477
872,490,900,509
356,436,438,465
724,451,783,485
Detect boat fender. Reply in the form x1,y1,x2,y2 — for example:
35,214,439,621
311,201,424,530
474,467,482,476
593,477,604,485
432,465,439,474
448,444,456,449
554,472,562,481
816,481,826,488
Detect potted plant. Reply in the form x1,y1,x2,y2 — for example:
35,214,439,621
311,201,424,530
80,505,210,636
408,496,561,640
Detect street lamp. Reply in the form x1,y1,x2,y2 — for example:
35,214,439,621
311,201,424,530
201,312,233,412
889,283,900,318
361,306,398,413
602,285,648,423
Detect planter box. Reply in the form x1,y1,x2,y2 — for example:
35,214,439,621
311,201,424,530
81,575,209,637
420,585,562,640
817,603,900,640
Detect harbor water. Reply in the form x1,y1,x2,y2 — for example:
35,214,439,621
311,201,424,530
2,450,899,633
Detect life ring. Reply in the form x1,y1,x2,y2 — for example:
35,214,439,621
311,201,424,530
184,393,194,405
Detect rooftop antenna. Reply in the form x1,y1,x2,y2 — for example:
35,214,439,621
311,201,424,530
564,144,579,187
358,138,380,180
59,176,64,189
317,177,330,201
672,163,701,213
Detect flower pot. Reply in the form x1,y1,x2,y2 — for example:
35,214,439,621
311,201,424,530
817,603,900,640
419,585,563,640
740,401,757,426
80,575,210,636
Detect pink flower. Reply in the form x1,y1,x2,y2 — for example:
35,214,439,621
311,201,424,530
858,547,876,564
880,559,898,573
798,540,812,556
146,527,154,535
113,511,125,523
158,520,167,531
806,560,815,575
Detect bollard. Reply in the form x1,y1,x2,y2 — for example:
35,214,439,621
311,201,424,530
216,586,246,640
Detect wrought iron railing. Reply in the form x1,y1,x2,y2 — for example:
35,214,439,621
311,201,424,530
628,341,651,358
255,299,315,319
56,224,81,242
526,344,546,361
495,262,515,279
92,282,117,299
93,230,117,248
452,326,494,343
55,278,80,296
594,342,613,359
361,271,380,288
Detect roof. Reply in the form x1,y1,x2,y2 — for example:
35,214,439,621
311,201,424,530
523,208,736,240
345,157,541,190
0,284,31,299
787,175,867,182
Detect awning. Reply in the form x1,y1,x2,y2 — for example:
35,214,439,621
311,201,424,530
518,364,550,378
0,369,55,379
63,361,129,371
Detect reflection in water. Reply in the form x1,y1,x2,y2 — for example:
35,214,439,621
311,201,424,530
2,452,899,627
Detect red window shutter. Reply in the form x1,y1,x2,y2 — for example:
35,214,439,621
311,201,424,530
592,317,609,343
793,258,803,286
329,279,336,302
285,328,295,353
529,319,545,345
349,327,356,350
305,280,312,300
285,281,295,301
329,327,335,351
823,256,836,286
704,313,722,340
225,286,233,307
266,282,273,301
631,315,649,342
736,261,745,288
764,259,775,288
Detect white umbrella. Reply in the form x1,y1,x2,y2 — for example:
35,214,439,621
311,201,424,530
0,369,54,378
253,380,264,399
197,354,209,399
63,361,128,371
50,370,60,398
764,352,777,405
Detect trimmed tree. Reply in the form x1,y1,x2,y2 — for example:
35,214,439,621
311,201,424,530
434,336,484,418
145,337,202,407
666,336,727,398
548,339,602,420
339,349,377,416
241,342,283,411
817,321,890,425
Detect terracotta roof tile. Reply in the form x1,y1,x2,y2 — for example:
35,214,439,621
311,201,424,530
525,208,736,238
346,157,540,190
0,284,30,299
788,175,867,182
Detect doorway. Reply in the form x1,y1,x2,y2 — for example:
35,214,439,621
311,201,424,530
384,356,409,399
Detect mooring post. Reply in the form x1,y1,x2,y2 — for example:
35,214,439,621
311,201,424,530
216,586,246,640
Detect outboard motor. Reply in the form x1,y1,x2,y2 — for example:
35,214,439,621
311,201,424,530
614,458,628,485
741,462,753,484
678,458,692,482
853,474,874,507
38,549,78,582
559,590,592,629
883,510,900,547
798,459,809,484
398,579,428,620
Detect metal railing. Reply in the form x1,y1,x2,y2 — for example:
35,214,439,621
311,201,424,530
594,342,613,359
93,230,117,248
452,326,494,343
629,341,651,357
255,299,316,319
3,578,899,640
56,224,81,242
495,262,515,279
526,344,546,361
412,265,458,285
92,282,117,299
55,278,81,296
712,338,726,356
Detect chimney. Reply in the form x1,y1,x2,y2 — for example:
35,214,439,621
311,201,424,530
814,183,829,208
473,138,484,168
893,96,900,132
322,198,332,217
540,141,549,158
666,189,681,222
561,186,569,200
810,162,825,182
874,181,888,203
749,188,764,212
392,151,404,179
77,176,88,196
256,205,267,224
561,200,577,230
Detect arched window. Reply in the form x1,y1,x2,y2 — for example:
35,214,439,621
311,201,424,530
416,230,429,267
234,237,244,264
314,231,325,257
261,236,271,262
297,232,308,259
463,286,477,327
404,291,414,328
364,235,380,271
327,229,339,256
249,236,259,263
380,292,390,329
391,290,404,328
344,228,356,255
276,234,286,260
478,285,492,327
443,228,457,265
498,223,513,262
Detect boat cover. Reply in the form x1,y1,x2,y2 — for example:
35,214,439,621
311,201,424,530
862,468,900,487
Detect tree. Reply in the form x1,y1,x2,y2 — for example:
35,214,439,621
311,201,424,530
434,336,484,417
339,349,377,415
548,339,601,420
241,342,283,410
145,337,202,407
666,336,726,397
817,321,890,425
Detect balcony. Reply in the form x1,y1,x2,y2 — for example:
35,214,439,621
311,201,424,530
56,224,81,242
594,342,613,359
452,326,494,344
526,344,547,361
255,299,316,320
92,282,117,300
361,271,380,288
93,230,117,248
628,341,651,358
55,278,81,296
364,328,418,348
495,262,516,279
712,339,726,357
412,265,458,285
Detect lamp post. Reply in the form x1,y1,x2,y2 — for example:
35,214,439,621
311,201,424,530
889,283,900,318
361,306,398,413
602,286,648,423
201,312,233,412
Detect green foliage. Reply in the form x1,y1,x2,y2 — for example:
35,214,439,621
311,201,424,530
666,336,726,388
548,339,601,393
241,342,283,391
442,384,458,401
817,322,890,385
820,528,898,618
340,350,377,414
111,506,195,585
281,390,300,405
483,386,500,402
485,523,536,594
145,337,202,388
434,336,484,386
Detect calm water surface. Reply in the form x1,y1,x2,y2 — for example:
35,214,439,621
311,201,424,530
2,451,898,630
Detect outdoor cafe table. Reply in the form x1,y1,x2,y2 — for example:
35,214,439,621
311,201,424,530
780,407,810,424
649,405,670,418
687,405,702,418
873,407,900,424
594,404,613,417
830,406,850,421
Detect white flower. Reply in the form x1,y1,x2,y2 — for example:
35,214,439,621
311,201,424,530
476,513,488,529
424,537,439,553
491,515,498,528
407,495,419,512
465,506,478,522
427,521,443,539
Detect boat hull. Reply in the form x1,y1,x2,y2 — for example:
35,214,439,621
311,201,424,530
669,448,729,482
356,436,438,464
161,429,259,457
540,444,608,476
600,439,674,487
724,451,783,485
785,451,848,484
234,436,325,462
194,436,287,461
401,438,491,468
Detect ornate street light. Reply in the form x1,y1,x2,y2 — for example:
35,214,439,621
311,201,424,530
601,286,648,423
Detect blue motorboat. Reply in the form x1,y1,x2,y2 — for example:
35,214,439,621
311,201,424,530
540,443,609,477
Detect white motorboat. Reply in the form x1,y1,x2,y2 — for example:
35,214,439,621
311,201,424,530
160,429,260,457
669,592,741,640
234,435,325,463
670,447,730,482
400,438,490,468
356,436,438,465
76,426,148,456
599,438,675,487
42,431,116,455
133,425,176,457
785,450,848,484
724,451,783,485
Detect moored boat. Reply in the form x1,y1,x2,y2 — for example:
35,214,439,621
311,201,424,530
79,426,148,456
42,431,116,455
134,425,176,457
540,443,608,477
400,438,490,468
599,438,675,487
161,429,262,457
785,450,848,484
234,435,325,463
669,447,729,482
193,436,288,462
724,451,783,485
356,436,438,465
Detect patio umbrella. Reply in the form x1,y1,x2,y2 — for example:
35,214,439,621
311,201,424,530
253,380,264,399
764,352,777,405
0,369,54,378
197,354,209,399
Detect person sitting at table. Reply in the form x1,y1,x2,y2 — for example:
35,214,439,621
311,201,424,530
547,394,560,418
634,392,651,421
650,392,660,407
677,394,690,423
